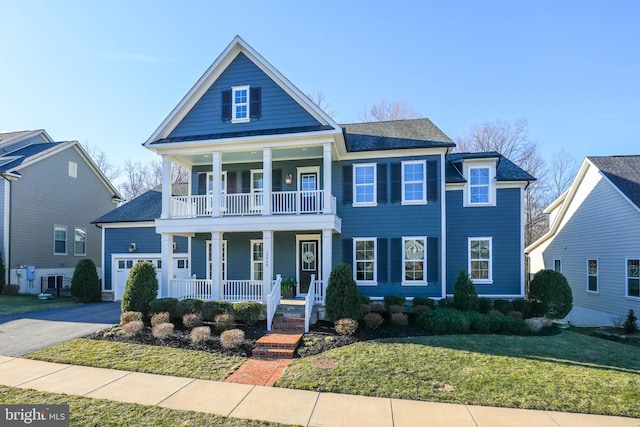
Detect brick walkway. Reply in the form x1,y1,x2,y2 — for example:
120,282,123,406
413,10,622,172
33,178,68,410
225,357,292,386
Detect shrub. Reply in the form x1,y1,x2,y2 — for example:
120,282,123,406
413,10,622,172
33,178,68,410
418,308,470,334
493,299,513,315
183,313,203,329
325,264,361,321
384,295,406,309
149,298,179,318
623,309,638,334
359,294,371,305
152,322,174,339
150,311,170,327
512,299,533,318
70,259,101,303
175,299,203,318
507,311,523,319
525,317,554,333
334,318,359,335
391,312,409,326
220,329,245,348
465,311,494,334
370,302,385,313
387,304,403,314
437,297,455,309
413,305,432,317
3,284,19,295
190,326,211,344
360,303,371,317
477,298,493,314
453,270,478,311
214,313,235,333
121,320,144,337
488,309,504,317
528,270,573,319
202,301,232,321
120,311,142,325
412,297,435,309
232,302,262,325
121,261,158,317
500,316,530,335
363,312,384,329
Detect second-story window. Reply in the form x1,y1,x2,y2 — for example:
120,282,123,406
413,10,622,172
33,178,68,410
353,163,376,206
469,167,490,204
232,85,250,123
402,160,426,204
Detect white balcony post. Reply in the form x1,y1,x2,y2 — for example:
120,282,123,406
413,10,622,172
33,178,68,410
262,230,273,303
210,232,222,300
322,229,332,293
263,148,272,215
161,155,172,219
160,233,173,297
323,143,332,214
211,152,221,217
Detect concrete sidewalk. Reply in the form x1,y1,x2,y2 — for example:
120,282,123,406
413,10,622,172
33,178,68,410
0,356,638,427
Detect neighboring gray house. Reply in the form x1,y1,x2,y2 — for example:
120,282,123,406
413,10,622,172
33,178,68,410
526,155,640,326
0,130,121,294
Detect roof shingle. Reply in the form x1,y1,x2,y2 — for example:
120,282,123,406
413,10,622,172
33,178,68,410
588,155,640,210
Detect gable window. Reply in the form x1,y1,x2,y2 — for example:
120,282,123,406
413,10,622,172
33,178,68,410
587,259,598,293
469,238,492,283
626,259,639,298
553,259,562,273
403,237,427,285
74,228,86,256
353,163,376,206
251,240,264,280
232,85,250,123
402,160,426,204
54,225,67,255
68,161,77,178
354,238,376,285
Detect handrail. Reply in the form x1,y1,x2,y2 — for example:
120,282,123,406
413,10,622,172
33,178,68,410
304,274,316,333
267,274,282,332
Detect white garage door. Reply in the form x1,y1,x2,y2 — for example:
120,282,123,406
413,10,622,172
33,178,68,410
113,257,162,301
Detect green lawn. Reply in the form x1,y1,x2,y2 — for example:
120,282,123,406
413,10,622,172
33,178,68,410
0,294,76,316
0,385,288,426
277,331,640,418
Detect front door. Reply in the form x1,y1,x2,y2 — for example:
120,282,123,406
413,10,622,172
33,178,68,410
298,239,319,294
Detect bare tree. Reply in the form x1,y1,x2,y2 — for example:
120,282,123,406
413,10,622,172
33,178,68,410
119,160,154,201
306,90,336,119
547,149,579,200
358,100,419,122
81,142,120,182
149,159,189,187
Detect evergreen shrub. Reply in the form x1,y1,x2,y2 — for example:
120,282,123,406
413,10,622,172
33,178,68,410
492,299,513,315
149,298,178,318
477,298,493,314
528,270,573,319
453,270,478,311
121,261,158,316
325,264,360,321
71,259,101,303
175,299,203,318
233,302,263,325
623,309,638,334
384,294,406,308
202,300,233,321
412,297,435,309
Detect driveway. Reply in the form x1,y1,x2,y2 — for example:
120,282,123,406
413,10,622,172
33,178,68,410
0,302,121,357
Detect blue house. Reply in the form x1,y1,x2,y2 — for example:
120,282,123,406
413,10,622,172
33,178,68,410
94,36,534,327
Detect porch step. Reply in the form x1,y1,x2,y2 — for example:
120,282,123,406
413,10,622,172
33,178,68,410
272,316,306,334
252,333,303,359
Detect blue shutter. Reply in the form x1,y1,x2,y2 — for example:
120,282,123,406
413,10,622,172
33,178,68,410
221,90,232,121
377,164,387,204
250,87,261,118
342,165,352,204
272,169,282,192
378,238,388,283
390,238,402,282
391,163,402,203
241,171,250,194
427,160,438,202
342,238,353,266
227,171,237,194
427,237,439,283
198,173,207,195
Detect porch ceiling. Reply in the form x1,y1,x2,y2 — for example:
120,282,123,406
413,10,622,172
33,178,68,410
173,146,324,167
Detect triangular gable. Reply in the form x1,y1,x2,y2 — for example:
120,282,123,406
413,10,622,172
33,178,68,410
144,36,342,147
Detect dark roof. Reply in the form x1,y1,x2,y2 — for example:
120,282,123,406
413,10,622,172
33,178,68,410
341,119,455,152
445,152,536,183
0,142,64,171
93,184,188,224
150,125,335,145
588,155,640,209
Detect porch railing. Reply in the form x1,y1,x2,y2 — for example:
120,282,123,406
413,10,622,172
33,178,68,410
266,274,282,332
221,280,264,302
169,279,212,300
304,274,316,333
313,279,325,305
168,279,270,302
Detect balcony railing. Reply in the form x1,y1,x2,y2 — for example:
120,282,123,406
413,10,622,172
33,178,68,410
169,190,335,218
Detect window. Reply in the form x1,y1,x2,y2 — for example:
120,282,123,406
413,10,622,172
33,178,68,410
206,240,227,280
74,228,86,256
403,237,427,285
54,226,67,255
554,259,562,273
469,167,490,203
251,240,264,281
469,238,492,283
68,161,77,178
626,259,639,298
177,259,189,269
587,259,598,292
463,161,496,207
251,169,264,210
232,85,250,123
353,163,376,206
402,161,426,204
207,171,227,210
354,238,376,284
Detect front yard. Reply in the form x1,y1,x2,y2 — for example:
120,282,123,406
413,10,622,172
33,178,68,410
0,294,76,316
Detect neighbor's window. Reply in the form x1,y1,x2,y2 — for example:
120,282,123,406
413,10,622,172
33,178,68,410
403,237,426,284
74,228,86,256
353,163,376,205
402,160,426,204
232,85,250,123
469,167,490,204
54,225,67,255
469,238,492,283
626,258,639,298
251,240,264,281
587,259,598,292
354,238,376,284
554,259,562,273
68,161,77,178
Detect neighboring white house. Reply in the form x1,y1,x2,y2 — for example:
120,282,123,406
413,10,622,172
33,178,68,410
526,155,640,326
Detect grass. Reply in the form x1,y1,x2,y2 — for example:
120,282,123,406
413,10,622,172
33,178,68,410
0,385,288,426
25,339,246,381
0,294,77,316
276,331,640,418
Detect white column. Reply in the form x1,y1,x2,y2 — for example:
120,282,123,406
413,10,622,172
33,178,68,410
322,229,332,293
262,230,274,303
210,232,222,300
323,143,332,214
161,155,172,219
263,148,272,215
160,233,172,298
211,152,221,217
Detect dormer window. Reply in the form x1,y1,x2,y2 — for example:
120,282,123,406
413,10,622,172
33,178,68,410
232,86,250,123
469,167,490,203
463,160,496,207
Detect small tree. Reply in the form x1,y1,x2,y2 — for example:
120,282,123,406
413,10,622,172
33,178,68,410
453,270,478,311
121,261,158,317
528,270,573,319
325,264,360,322
70,259,101,302
623,309,638,334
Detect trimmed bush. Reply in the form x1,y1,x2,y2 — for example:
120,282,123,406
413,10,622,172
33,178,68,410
359,294,371,305
387,304,403,314
214,313,235,333
175,299,203,318
149,298,178,318
220,329,245,348
202,301,232,321
325,264,361,321
384,295,406,309
121,261,158,316
512,299,533,319
477,298,493,314
413,305,432,317
232,302,262,325
493,299,513,315
152,322,174,339
391,312,409,326
412,297,435,309
437,297,455,309
500,316,530,335
150,311,170,327
334,318,359,335
465,311,494,334
360,303,371,317
363,312,384,329
190,326,211,344
418,308,470,334
183,313,203,329
120,311,142,326
121,320,144,337
71,259,101,303
623,309,638,334
528,270,573,319
453,270,478,311
3,284,19,295
507,311,523,319
370,302,385,313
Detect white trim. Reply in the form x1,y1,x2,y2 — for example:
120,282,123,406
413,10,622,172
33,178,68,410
296,166,320,191
440,152,447,298
53,225,67,255
3,179,10,285
463,163,496,207
73,227,87,256
468,237,493,284
553,258,563,273
353,237,377,286
587,258,599,294
250,239,264,281
97,221,157,228
231,85,250,123
206,239,228,281
352,163,377,207
401,236,428,286
520,186,525,296
625,258,640,299
296,234,321,291
401,160,427,205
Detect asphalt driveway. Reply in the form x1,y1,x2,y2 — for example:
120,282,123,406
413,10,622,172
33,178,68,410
0,302,121,357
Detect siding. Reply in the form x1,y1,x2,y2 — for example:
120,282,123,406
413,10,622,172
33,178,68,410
170,52,321,139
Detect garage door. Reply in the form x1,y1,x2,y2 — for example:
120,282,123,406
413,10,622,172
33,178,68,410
113,257,162,301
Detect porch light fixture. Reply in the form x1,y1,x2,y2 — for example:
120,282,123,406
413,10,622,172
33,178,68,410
128,243,136,253
285,174,293,185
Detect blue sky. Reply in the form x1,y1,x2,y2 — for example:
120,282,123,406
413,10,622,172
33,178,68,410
1,1,638,183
